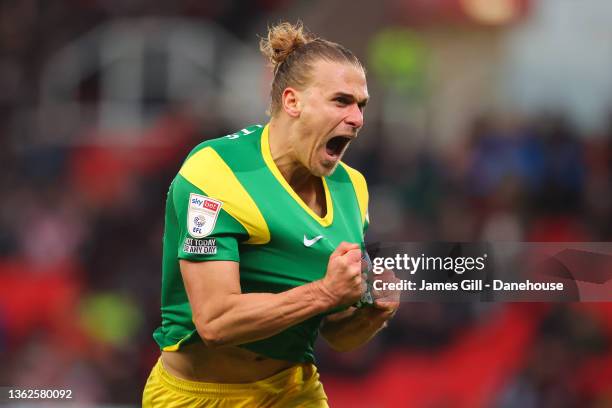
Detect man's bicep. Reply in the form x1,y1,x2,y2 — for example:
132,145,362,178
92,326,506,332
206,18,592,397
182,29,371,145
179,259,241,320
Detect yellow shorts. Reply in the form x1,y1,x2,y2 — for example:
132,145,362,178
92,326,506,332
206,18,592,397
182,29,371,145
142,357,329,407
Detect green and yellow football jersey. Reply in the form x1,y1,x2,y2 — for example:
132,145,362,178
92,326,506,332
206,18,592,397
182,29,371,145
153,124,369,363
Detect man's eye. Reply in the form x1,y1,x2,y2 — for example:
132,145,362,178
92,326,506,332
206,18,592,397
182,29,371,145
335,98,349,105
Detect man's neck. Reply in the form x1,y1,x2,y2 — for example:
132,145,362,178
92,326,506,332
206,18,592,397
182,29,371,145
268,117,318,190
268,117,326,217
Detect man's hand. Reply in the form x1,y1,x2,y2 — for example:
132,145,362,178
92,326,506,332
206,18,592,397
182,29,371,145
313,242,363,308
318,264,401,352
368,268,401,324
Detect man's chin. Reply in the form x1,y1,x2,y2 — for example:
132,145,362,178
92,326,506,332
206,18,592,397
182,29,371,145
315,160,340,177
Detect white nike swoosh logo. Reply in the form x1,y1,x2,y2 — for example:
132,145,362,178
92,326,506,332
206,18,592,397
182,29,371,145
303,235,324,247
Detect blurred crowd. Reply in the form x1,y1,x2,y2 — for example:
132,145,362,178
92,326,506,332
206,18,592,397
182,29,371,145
1,1,612,407
356,111,612,243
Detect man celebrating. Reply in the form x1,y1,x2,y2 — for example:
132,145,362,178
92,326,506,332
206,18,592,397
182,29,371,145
143,21,399,407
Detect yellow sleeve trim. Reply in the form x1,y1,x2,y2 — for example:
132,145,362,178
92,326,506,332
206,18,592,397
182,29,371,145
339,162,369,225
179,147,270,244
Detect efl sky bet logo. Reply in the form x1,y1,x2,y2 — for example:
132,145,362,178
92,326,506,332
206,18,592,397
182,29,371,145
188,193,222,238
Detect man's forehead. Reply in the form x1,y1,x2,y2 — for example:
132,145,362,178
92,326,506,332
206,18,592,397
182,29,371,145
310,60,368,99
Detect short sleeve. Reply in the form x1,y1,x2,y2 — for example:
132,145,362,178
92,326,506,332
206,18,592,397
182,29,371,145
172,174,248,262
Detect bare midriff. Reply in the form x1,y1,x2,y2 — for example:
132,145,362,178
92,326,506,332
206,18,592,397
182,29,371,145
161,342,296,383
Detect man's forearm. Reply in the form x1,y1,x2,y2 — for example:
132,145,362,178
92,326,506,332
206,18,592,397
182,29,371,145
194,281,334,347
319,306,390,352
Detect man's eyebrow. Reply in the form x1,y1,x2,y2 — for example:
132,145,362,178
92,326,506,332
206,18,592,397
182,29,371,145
333,92,369,107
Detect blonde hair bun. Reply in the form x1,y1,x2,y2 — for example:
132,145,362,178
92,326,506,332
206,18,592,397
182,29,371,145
260,21,315,71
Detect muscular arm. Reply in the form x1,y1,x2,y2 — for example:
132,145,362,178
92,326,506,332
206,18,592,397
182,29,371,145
181,242,363,348
181,259,332,348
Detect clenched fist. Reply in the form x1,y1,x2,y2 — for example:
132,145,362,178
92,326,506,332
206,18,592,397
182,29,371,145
315,242,364,308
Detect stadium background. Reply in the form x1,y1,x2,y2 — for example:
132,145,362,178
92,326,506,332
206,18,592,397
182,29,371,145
1,0,612,406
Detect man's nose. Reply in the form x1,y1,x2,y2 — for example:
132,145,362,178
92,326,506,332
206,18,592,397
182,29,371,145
345,104,364,130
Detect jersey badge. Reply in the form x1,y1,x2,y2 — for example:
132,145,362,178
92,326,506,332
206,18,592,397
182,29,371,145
187,193,222,238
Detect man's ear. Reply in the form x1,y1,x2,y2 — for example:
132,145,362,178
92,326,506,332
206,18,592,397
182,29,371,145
281,87,301,118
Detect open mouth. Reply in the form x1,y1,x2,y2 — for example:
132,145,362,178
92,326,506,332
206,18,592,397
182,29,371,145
325,136,352,158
